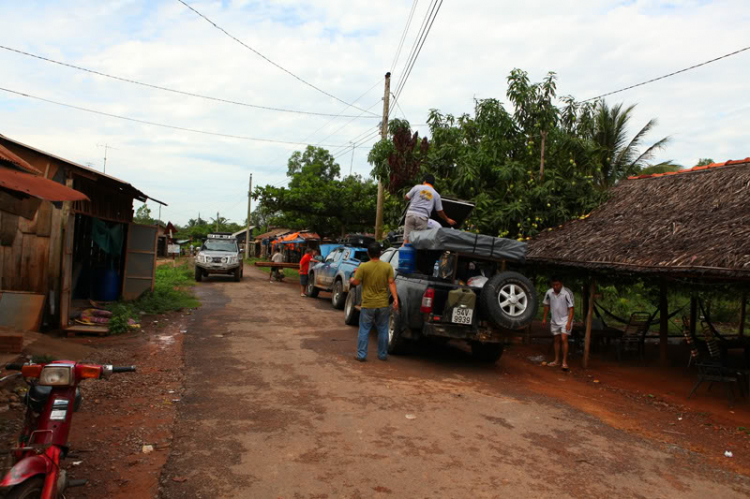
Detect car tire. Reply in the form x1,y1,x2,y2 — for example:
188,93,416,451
387,306,409,355
234,267,242,282
481,271,538,330
470,342,504,363
331,280,346,309
344,288,360,326
195,266,202,282
306,273,319,298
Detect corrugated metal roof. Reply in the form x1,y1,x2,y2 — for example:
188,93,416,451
0,134,166,205
0,167,90,202
0,144,41,174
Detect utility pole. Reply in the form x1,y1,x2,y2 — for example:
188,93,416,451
245,173,253,256
96,143,117,174
349,142,355,176
374,71,391,240
216,211,219,232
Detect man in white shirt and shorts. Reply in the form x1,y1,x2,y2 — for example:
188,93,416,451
403,174,456,244
541,276,575,371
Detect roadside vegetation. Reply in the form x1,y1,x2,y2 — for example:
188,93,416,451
108,261,200,334
246,256,299,280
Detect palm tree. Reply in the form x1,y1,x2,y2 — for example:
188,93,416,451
590,102,670,188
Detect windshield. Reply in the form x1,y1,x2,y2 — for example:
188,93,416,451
203,239,237,252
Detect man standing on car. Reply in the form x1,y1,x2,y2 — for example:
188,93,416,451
403,173,456,244
541,277,575,371
349,242,399,361
298,248,315,297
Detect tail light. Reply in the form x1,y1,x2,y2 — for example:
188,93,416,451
421,288,435,313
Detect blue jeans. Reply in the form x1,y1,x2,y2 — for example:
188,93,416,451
357,307,390,359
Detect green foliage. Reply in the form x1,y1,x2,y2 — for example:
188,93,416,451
107,262,199,334
696,158,714,167
179,216,243,243
134,204,155,225
637,162,682,175
253,145,378,237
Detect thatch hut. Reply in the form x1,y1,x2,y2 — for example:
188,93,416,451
526,158,750,366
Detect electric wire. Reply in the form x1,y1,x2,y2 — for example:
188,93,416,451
314,99,382,147
392,0,443,110
0,86,372,149
390,0,419,72
0,45,378,119
176,0,378,116
582,45,750,102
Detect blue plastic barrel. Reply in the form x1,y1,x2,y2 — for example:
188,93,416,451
95,268,121,301
397,244,416,274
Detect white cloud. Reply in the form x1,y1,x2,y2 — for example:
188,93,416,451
1,0,748,224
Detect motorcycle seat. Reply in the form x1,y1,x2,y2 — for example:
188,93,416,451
25,385,82,414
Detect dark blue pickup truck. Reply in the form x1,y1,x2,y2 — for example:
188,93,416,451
306,245,370,309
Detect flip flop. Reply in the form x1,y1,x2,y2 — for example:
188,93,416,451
548,361,560,367
562,365,570,372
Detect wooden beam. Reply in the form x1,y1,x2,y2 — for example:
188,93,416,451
740,291,747,337
690,295,697,339
583,279,596,369
659,278,669,367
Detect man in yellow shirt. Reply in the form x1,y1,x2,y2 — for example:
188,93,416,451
350,242,399,361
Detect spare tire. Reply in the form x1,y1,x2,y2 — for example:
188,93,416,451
481,271,538,330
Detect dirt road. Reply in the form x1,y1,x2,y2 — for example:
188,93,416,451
160,266,750,498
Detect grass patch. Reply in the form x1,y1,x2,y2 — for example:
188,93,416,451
107,262,199,334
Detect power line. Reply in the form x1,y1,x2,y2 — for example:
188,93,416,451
391,0,419,72
176,0,378,116
0,45,378,119
582,45,750,102
0,86,373,149
314,99,382,147
393,0,444,108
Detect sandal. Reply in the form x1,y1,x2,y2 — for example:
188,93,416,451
548,361,560,367
562,365,570,372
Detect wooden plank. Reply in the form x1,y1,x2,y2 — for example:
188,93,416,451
689,295,697,339
60,213,74,329
583,280,596,369
34,202,53,237
253,261,299,268
9,226,23,290
30,236,50,293
21,233,33,291
0,191,41,220
0,291,45,331
740,292,746,337
0,212,18,246
65,325,108,336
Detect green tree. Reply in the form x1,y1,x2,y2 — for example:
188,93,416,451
637,162,682,175
134,204,155,225
254,146,378,237
696,158,714,167
587,102,670,188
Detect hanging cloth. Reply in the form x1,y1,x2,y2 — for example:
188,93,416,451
91,218,124,256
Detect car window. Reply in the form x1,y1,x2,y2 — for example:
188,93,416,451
353,250,369,262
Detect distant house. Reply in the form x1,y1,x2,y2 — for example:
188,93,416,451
0,134,166,333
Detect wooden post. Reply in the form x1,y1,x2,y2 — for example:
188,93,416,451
690,295,697,338
659,278,669,367
739,291,747,337
583,279,596,369
374,72,391,241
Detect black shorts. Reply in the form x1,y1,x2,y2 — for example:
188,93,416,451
300,274,309,286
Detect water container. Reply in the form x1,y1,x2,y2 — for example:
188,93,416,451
95,268,121,302
397,244,416,274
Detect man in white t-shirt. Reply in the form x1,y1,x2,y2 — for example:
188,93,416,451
403,173,456,244
541,277,575,371
269,247,284,282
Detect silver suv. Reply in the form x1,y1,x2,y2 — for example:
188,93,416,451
195,233,243,282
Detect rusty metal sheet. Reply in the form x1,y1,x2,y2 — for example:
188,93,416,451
0,168,89,202
0,144,40,174
0,291,45,331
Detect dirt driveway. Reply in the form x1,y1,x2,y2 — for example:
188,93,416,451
160,266,750,498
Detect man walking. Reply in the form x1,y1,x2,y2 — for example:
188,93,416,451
541,277,575,371
403,173,456,244
298,248,315,297
269,247,284,282
349,242,399,361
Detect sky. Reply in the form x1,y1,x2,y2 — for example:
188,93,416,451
1,0,748,226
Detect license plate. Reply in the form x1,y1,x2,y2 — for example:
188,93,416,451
452,307,473,324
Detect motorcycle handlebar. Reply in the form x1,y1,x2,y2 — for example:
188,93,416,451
5,363,23,371
112,366,136,373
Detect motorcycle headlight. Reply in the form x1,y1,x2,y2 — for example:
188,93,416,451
39,366,73,386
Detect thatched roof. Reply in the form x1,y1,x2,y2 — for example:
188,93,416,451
526,158,750,280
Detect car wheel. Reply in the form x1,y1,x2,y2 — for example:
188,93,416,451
344,288,360,326
331,280,346,309
195,266,202,282
470,342,504,363
234,267,242,282
387,306,409,355
306,274,319,298
480,272,538,330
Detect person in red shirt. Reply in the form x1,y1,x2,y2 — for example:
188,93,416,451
298,248,316,297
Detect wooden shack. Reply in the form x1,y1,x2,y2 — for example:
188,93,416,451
0,134,166,333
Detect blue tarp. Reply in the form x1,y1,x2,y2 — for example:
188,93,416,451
319,243,342,259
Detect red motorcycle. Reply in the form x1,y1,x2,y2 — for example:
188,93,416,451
0,361,135,498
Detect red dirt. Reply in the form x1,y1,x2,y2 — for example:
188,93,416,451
501,344,750,475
